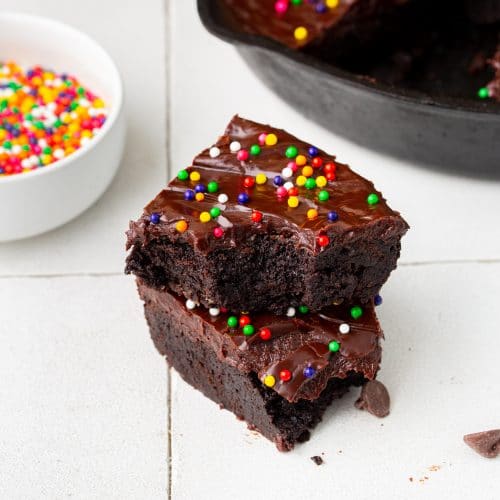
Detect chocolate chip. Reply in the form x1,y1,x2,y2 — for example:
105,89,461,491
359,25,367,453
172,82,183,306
463,429,500,458
310,456,323,466
355,380,390,418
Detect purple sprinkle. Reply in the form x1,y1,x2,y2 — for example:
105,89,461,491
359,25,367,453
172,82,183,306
374,295,383,306
303,366,316,379
184,189,195,201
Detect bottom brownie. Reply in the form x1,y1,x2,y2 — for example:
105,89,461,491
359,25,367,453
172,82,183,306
140,282,382,451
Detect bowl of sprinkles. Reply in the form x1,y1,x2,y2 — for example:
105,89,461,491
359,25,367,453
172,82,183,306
0,12,124,241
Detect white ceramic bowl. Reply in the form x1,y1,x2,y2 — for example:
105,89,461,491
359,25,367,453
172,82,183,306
0,12,125,242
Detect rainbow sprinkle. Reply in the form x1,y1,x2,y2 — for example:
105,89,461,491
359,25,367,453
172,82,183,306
0,60,108,176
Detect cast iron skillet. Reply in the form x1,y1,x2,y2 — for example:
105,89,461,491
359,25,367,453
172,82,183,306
198,0,500,176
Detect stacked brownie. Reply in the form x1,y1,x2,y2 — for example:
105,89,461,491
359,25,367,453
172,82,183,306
126,116,408,450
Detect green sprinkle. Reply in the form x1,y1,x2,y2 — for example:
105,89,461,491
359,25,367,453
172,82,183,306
0,100,8,111
77,86,86,96
207,181,219,193
328,340,340,352
209,207,221,218
285,145,298,158
22,145,30,151
367,193,379,205
177,169,189,181
250,144,261,156
318,190,330,202
305,178,317,190
291,0,302,4
477,87,490,99
298,305,309,314
70,101,79,111
3,141,12,150
350,306,363,320
53,119,63,129
34,121,45,130
227,316,238,328
43,147,52,155
242,324,255,336
25,114,33,121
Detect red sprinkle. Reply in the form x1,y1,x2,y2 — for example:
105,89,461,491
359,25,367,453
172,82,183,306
317,234,330,247
324,161,336,174
243,176,255,188
213,227,224,238
312,157,323,168
237,149,249,162
288,187,299,196
251,210,263,223
259,327,272,341
279,369,292,382
239,315,251,327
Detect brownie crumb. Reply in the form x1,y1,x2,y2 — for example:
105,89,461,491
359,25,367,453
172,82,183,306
355,380,390,418
409,477,413,482
311,456,324,466
464,429,500,458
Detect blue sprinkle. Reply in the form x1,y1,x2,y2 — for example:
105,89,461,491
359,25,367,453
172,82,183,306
308,146,319,157
184,189,195,201
374,295,383,306
149,212,161,224
303,366,316,379
237,192,250,204
194,183,206,193
315,2,327,13
327,210,339,222
273,175,284,186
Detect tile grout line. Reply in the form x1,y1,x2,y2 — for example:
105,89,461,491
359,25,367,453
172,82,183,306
164,0,173,499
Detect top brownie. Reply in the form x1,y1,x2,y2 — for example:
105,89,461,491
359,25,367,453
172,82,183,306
219,0,408,50
126,115,408,314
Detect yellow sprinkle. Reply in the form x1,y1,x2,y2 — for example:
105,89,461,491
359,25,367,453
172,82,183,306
199,211,211,223
93,98,105,108
41,155,52,165
176,220,188,233
265,133,278,146
316,175,327,187
296,154,307,166
307,209,318,220
189,171,201,181
263,375,276,388
195,192,205,201
302,166,314,177
81,130,92,138
326,0,339,8
255,173,267,185
296,175,307,187
288,196,299,208
294,26,308,42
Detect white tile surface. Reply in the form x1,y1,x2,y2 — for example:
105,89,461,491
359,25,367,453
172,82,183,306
0,0,167,276
171,263,500,500
0,276,167,500
171,0,500,265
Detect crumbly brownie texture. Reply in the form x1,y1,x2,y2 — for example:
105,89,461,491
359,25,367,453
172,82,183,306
139,281,382,450
219,0,408,51
126,116,408,314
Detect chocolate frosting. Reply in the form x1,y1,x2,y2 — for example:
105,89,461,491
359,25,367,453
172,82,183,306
486,46,500,101
218,0,408,50
127,115,406,256
139,280,382,403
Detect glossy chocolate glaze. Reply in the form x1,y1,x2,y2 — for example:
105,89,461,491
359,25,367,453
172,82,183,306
127,115,406,256
139,280,382,403
218,0,407,50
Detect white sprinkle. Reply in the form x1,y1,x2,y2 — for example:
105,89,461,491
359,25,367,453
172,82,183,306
12,145,21,154
185,299,197,310
79,98,90,107
283,181,294,191
53,149,65,160
209,307,220,317
47,102,57,111
217,193,229,204
38,139,48,148
286,307,296,317
80,136,91,146
209,146,220,158
229,141,241,153
53,78,63,87
70,112,78,120
21,159,30,169
281,167,293,179
339,323,350,335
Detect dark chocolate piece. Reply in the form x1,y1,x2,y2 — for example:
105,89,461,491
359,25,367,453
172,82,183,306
138,281,382,450
355,379,390,417
463,429,500,458
126,116,408,314
311,455,324,465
